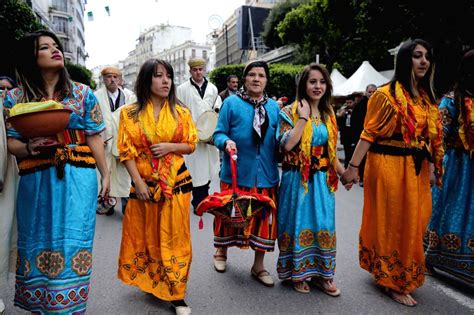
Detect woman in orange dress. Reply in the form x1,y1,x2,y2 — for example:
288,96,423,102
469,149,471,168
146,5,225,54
341,39,444,307
117,59,197,315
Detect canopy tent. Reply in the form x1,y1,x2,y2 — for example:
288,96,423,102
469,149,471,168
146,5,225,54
333,61,389,96
330,68,347,87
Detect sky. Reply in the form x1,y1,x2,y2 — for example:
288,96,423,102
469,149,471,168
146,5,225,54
84,0,245,68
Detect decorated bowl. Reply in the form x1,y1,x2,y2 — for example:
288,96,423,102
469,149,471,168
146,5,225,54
7,108,72,138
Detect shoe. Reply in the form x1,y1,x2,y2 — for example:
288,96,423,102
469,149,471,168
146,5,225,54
251,267,274,287
359,181,364,187
170,300,192,315
0,298,5,315
105,207,115,216
310,277,341,297
293,281,310,294
213,251,227,273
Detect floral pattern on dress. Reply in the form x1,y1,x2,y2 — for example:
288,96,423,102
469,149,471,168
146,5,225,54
35,251,65,278
298,229,315,247
71,250,93,276
441,233,462,251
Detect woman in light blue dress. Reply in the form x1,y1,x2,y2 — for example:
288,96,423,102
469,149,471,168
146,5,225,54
277,64,347,295
425,50,474,283
4,30,109,314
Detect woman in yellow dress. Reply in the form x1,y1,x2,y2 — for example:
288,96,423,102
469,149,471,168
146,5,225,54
341,39,444,306
117,59,197,315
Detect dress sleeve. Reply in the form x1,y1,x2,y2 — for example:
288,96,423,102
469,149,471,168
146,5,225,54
83,87,105,135
277,105,294,150
360,91,397,143
118,107,138,162
438,96,456,138
181,107,198,153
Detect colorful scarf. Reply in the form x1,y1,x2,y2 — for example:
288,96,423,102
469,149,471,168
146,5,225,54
138,100,181,201
289,101,339,192
458,97,474,155
237,87,269,143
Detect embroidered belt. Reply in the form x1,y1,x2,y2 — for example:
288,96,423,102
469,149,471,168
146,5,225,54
18,145,96,178
370,134,432,175
56,129,86,145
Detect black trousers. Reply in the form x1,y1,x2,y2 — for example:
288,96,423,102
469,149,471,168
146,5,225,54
343,144,356,168
191,181,211,209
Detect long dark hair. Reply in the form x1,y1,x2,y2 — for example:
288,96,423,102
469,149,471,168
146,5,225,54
296,63,333,123
454,49,474,112
15,30,71,103
390,38,436,103
133,59,181,119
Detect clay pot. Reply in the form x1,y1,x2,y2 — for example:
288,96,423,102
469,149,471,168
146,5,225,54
7,109,71,138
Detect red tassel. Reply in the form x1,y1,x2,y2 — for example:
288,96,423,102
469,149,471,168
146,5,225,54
198,217,204,230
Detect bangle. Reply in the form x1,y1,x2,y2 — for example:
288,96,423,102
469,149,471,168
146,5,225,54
26,143,32,155
299,116,308,121
349,162,359,169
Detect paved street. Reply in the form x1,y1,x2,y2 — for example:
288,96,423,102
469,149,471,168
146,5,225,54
1,179,473,315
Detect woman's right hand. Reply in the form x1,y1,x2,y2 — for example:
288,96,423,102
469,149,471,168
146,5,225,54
27,137,52,156
297,99,311,119
134,177,151,201
225,140,237,155
341,167,359,185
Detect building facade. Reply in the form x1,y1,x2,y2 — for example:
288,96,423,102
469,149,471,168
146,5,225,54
26,0,87,65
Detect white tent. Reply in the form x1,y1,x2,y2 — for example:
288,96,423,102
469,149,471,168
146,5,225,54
330,68,347,87
333,61,389,96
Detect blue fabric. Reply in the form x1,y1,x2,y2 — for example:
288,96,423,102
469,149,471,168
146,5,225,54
425,97,474,283
213,95,280,188
276,121,336,281
3,83,103,314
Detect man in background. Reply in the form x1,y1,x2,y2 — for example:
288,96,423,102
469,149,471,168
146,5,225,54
94,66,136,215
219,74,239,102
177,58,222,210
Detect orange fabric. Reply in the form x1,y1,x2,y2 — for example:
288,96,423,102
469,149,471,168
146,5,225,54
359,84,440,294
117,102,197,301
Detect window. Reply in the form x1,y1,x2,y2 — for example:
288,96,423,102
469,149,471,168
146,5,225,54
53,16,68,33
202,50,207,59
191,49,196,58
52,0,68,12
182,49,186,60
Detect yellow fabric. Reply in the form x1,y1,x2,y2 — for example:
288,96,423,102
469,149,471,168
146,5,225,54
359,85,441,294
458,97,474,154
290,101,339,192
117,101,197,301
9,101,63,116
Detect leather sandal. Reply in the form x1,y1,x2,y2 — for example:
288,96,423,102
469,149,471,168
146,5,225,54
213,251,227,273
311,277,341,297
251,267,274,287
293,281,310,294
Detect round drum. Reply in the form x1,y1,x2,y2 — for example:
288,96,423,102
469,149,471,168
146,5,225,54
196,110,218,143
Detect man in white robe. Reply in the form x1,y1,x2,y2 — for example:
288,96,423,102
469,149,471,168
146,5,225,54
177,58,222,209
94,66,136,215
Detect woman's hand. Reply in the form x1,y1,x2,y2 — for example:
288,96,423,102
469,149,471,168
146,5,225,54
341,166,359,186
134,177,151,201
225,140,237,154
150,143,175,158
27,137,52,156
429,163,436,187
297,99,311,119
99,172,111,198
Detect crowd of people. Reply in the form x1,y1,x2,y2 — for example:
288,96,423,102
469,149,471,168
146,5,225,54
0,29,472,315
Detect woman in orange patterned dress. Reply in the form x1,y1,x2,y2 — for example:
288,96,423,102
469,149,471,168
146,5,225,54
117,59,197,315
341,39,444,306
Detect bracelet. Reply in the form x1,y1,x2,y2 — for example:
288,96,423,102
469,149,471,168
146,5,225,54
299,116,308,121
349,162,359,169
26,143,32,155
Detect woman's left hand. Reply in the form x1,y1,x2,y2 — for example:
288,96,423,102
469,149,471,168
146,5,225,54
99,172,111,198
429,163,436,187
150,143,175,158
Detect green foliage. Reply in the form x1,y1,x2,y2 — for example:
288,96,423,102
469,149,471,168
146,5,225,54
262,0,306,49
0,0,43,76
209,63,304,100
66,63,96,89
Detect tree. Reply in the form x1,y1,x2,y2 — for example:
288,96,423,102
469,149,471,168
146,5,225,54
66,63,96,90
0,0,43,77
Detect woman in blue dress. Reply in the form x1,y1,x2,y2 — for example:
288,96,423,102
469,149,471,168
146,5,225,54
4,30,109,314
425,49,474,283
277,63,348,295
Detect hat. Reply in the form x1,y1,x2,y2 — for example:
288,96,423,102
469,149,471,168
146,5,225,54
187,58,206,68
101,66,122,76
